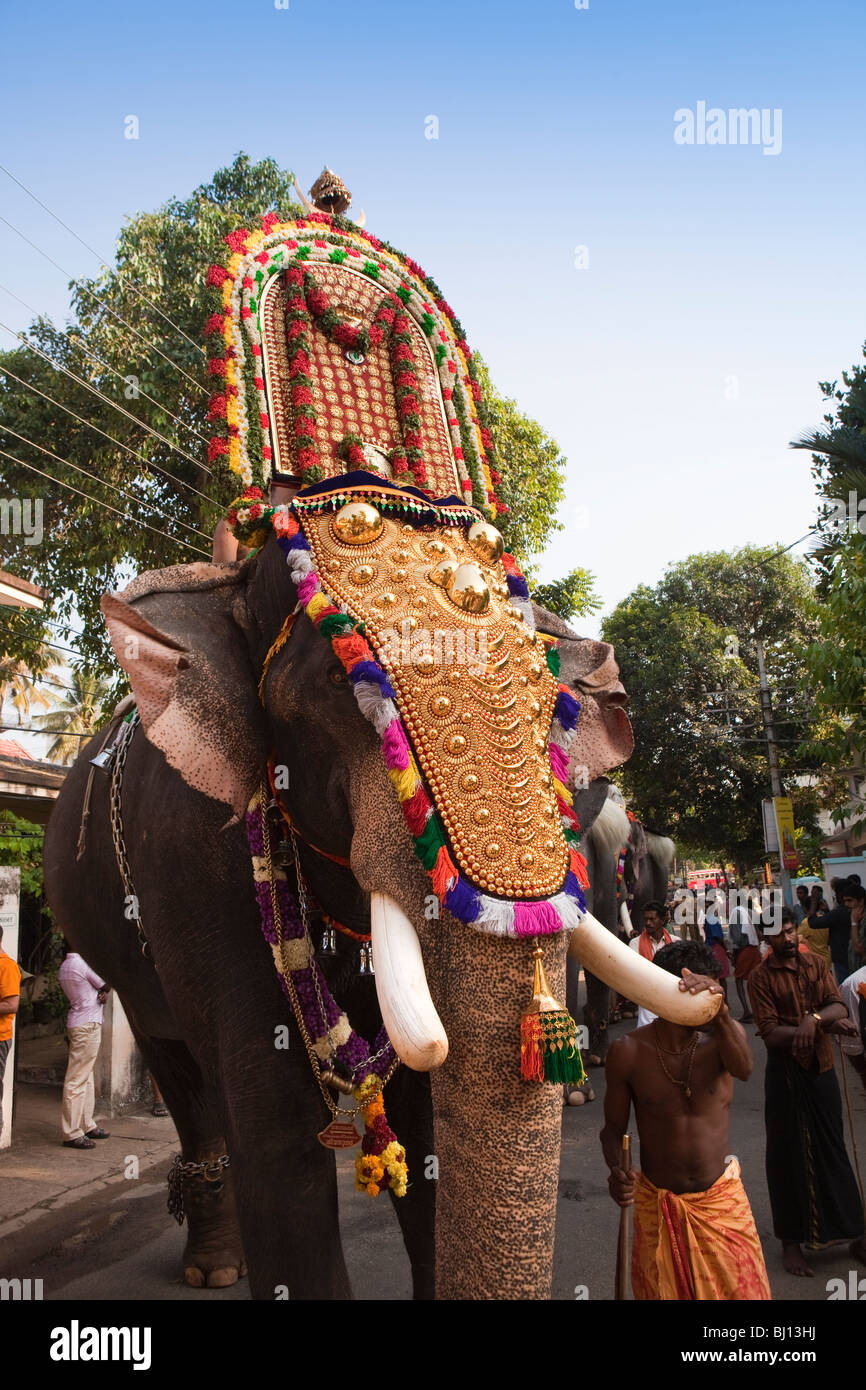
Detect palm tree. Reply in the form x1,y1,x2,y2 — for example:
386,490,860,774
32,667,112,764
0,657,53,724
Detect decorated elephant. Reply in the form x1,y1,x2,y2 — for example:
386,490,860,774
43,204,715,1300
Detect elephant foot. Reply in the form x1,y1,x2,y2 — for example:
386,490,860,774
179,1167,246,1291
184,1258,247,1289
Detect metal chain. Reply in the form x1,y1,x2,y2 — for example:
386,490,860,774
288,823,332,1044
167,1152,230,1225
286,819,397,1086
109,714,148,955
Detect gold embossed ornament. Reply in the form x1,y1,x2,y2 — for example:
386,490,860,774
520,945,586,1084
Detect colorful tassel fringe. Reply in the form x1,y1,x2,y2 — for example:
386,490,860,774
520,946,586,1085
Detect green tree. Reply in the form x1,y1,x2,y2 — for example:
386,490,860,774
601,547,825,870
32,666,111,764
532,570,601,623
0,656,52,722
0,810,45,899
791,344,866,781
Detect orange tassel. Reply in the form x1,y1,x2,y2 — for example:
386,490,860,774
520,1014,546,1081
431,845,457,899
570,850,590,889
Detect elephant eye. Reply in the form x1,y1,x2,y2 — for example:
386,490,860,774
328,666,347,686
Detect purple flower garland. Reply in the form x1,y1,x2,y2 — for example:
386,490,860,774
246,787,395,1085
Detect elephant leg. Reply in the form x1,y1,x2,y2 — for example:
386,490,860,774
383,1066,435,1299
215,1029,352,1301
130,1030,247,1289
582,970,612,1066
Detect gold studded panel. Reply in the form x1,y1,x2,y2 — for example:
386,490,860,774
261,263,460,496
299,511,571,899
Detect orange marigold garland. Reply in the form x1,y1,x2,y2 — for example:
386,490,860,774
353,1075,409,1198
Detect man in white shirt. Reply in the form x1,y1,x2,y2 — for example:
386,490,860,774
629,902,673,1028
730,901,761,1023
58,943,111,1150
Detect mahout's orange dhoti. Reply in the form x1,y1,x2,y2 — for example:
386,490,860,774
632,1157,770,1300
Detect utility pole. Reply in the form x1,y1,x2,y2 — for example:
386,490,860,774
756,637,793,907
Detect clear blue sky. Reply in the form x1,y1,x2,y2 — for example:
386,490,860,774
1,0,865,647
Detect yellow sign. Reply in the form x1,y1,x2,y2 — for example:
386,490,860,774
773,797,799,871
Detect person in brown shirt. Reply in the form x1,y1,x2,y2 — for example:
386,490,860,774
749,907,866,1277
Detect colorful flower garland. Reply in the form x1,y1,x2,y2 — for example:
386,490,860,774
204,211,504,516
245,784,407,1197
274,509,589,939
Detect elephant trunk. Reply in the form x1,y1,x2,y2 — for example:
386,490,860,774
420,915,566,1300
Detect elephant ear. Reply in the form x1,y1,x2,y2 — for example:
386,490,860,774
101,561,268,820
532,604,635,782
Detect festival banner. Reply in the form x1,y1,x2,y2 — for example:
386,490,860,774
772,796,799,871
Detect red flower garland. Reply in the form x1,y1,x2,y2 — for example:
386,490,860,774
203,216,504,512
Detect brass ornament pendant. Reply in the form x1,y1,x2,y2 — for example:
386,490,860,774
317,1118,362,1149
520,945,586,1085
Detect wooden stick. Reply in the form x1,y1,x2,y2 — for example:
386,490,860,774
615,1134,632,1301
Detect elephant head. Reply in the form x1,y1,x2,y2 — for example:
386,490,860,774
100,483,717,1300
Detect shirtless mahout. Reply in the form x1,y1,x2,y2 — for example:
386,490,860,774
600,939,770,1300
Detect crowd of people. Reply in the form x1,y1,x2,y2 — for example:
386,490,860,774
601,875,866,1300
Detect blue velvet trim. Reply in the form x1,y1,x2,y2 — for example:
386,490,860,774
349,662,398,700
444,875,482,922
562,871,587,913
554,688,581,731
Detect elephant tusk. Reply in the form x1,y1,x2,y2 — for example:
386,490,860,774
619,901,634,935
370,892,449,1072
568,911,722,1027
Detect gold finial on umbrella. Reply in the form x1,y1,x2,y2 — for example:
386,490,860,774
309,167,352,215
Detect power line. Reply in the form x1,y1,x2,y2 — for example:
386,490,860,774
0,363,220,509
0,282,210,450
0,213,208,397
0,724,93,737
0,447,211,558
43,641,84,659
0,162,206,358
2,424,211,542
0,320,208,474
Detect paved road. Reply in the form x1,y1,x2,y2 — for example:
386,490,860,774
4,1010,865,1301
